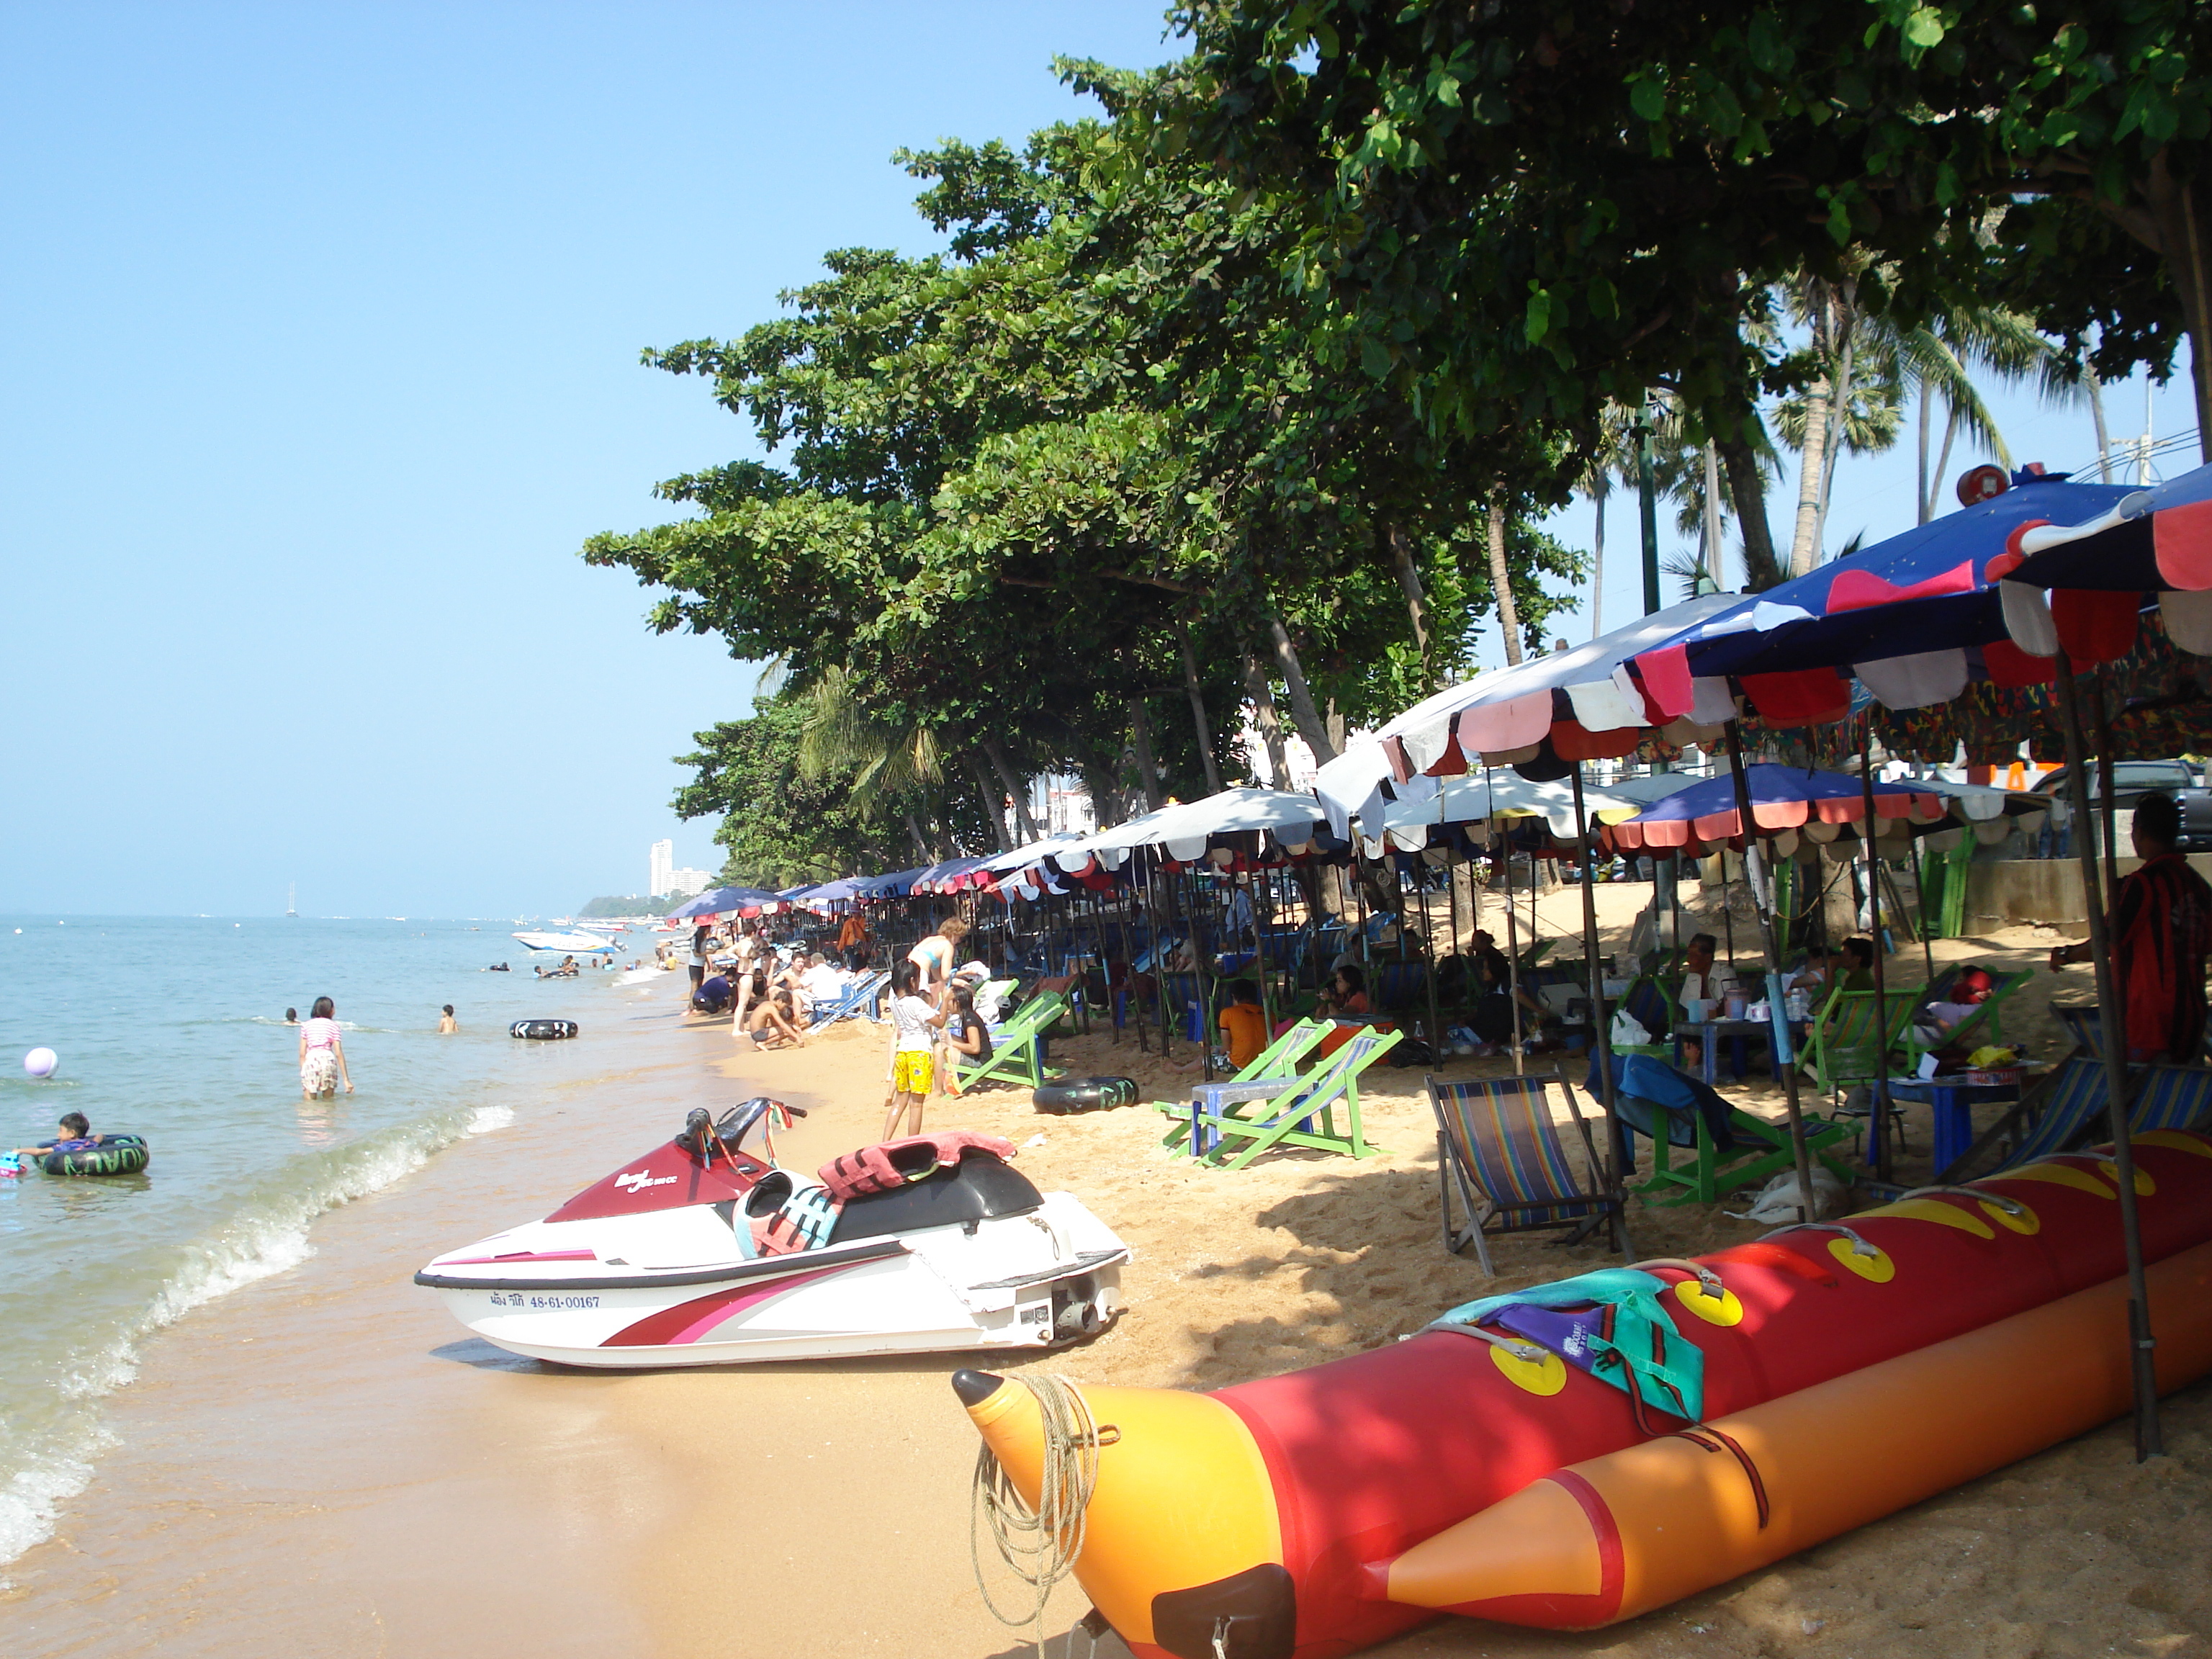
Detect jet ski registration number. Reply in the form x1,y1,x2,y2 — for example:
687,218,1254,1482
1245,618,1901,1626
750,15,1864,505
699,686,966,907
485,1292,600,1309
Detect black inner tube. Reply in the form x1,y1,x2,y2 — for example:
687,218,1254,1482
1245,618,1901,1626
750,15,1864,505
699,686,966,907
42,1135,150,1177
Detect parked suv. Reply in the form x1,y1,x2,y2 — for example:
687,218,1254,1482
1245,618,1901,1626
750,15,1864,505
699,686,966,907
2036,760,2212,853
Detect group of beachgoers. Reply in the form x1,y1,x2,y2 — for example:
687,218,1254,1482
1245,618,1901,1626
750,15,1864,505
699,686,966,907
274,1001,462,1100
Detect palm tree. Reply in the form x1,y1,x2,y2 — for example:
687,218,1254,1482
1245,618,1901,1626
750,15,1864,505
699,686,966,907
1573,403,1640,636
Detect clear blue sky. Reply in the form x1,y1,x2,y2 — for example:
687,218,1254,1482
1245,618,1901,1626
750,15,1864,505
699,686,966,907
0,1,1180,917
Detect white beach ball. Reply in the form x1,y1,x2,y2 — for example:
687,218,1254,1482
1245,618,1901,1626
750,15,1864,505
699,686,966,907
24,1048,58,1079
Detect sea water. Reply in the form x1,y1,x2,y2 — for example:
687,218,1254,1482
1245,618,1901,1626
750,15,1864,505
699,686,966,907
0,914,670,1568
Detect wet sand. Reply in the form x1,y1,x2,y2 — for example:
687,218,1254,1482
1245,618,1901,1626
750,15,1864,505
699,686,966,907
4,924,2209,1658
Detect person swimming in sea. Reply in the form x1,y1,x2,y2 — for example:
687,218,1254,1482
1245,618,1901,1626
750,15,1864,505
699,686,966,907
438,1004,458,1033
13,1111,98,1159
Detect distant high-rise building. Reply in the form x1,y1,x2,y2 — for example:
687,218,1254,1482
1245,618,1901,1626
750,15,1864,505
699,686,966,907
665,867,715,899
649,839,673,898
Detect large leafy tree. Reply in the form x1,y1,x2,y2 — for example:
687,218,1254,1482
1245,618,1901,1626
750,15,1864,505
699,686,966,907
1149,0,2212,594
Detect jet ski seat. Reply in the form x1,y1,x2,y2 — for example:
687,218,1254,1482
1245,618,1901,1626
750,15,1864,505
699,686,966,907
827,1151,1044,1242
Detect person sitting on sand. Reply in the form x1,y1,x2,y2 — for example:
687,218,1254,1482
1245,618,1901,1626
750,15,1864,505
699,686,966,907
740,973,805,1049
13,1111,97,1159
1218,979,1268,1069
884,960,948,1138
693,971,735,1016
438,1004,458,1033
299,997,353,1099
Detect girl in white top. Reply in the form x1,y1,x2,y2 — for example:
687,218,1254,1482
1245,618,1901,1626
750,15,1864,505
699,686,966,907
883,960,948,1141
298,996,352,1100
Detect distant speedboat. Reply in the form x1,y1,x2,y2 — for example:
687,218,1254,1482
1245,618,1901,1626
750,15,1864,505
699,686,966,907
513,930,619,953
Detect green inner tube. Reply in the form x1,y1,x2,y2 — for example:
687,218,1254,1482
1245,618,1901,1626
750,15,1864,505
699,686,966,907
42,1135,150,1177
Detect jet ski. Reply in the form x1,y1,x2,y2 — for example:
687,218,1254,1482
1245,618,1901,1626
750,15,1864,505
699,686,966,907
413,1099,1128,1367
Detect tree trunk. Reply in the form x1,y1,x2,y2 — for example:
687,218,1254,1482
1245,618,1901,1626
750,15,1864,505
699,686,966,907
1264,612,1339,763
1179,622,1225,795
1814,283,1857,558
1701,443,1726,589
2135,154,2212,462
979,735,1040,845
1388,523,1433,684
1915,379,1933,523
1127,696,1166,811
1717,422,1784,590
963,752,1013,853
2086,360,2114,482
1787,284,1835,577
1243,653,1292,787
1083,757,1123,830
1487,490,1523,664
905,812,932,860
1589,476,1607,639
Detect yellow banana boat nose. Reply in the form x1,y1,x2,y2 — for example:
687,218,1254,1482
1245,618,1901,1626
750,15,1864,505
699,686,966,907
953,1370,1293,1658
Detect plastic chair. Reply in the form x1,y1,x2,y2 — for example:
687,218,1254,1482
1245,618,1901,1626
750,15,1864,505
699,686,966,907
1179,1028,1403,1169
1426,1066,1619,1274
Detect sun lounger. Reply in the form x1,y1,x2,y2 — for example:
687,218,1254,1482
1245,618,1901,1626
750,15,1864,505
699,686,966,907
1427,1066,1622,1274
1799,987,1919,1099
1177,1027,1401,1169
950,991,1069,1093
1935,1053,2113,1181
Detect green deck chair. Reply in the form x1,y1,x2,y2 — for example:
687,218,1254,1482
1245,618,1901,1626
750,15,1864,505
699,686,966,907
1798,987,1919,1100
950,991,1069,1093
1427,1066,1619,1274
1607,1056,1858,1207
1153,1017,1332,1148
1897,969,2035,1075
1179,1027,1403,1169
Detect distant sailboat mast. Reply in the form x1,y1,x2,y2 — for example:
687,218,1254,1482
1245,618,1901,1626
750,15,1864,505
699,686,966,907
287,882,297,918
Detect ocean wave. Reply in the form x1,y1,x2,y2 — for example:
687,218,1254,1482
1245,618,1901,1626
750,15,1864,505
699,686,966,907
2,1104,491,1568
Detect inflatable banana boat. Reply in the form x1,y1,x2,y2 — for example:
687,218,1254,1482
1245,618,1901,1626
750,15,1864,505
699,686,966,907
957,1132,2212,1658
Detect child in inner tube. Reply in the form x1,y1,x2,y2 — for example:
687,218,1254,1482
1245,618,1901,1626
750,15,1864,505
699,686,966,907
14,1111,101,1162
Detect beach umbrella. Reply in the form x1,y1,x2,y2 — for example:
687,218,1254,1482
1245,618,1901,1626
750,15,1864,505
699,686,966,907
665,886,774,920
1050,787,1330,871
1604,765,1946,857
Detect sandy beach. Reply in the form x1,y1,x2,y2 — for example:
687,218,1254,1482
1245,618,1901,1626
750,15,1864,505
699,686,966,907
4,921,2208,1659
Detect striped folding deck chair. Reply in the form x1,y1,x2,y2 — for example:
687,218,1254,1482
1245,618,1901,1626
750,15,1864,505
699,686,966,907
1427,1066,1621,1274
1799,988,1918,1101
1180,1027,1402,1170
1153,1017,1332,1148
2128,1064,2212,1133
1936,1053,2113,1181
2050,1002,2104,1056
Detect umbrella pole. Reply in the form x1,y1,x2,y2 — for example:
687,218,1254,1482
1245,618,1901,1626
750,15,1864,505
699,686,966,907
1151,852,1173,1060
1112,866,1143,1053
1857,715,1897,1186
1249,869,1277,1043
2053,649,2163,1460
1724,720,1820,1221
1488,768,1527,1074
1422,854,1446,1058
1188,868,1215,1082
2093,679,2121,913
1912,842,1937,979
1573,767,1632,1257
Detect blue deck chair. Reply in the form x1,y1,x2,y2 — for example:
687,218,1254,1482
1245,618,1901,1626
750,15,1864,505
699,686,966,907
1426,1066,1620,1274
808,970,888,1028
1596,1052,1856,1206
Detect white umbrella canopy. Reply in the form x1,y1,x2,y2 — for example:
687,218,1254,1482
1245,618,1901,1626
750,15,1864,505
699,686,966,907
1049,787,1329,871
1375,772,1645,843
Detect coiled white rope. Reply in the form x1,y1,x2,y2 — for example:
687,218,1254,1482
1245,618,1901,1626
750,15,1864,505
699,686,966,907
970,1372,1102,1658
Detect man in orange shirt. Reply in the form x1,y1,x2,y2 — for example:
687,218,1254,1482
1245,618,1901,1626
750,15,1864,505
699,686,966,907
1218,980,1269,1069
836,909,871,970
